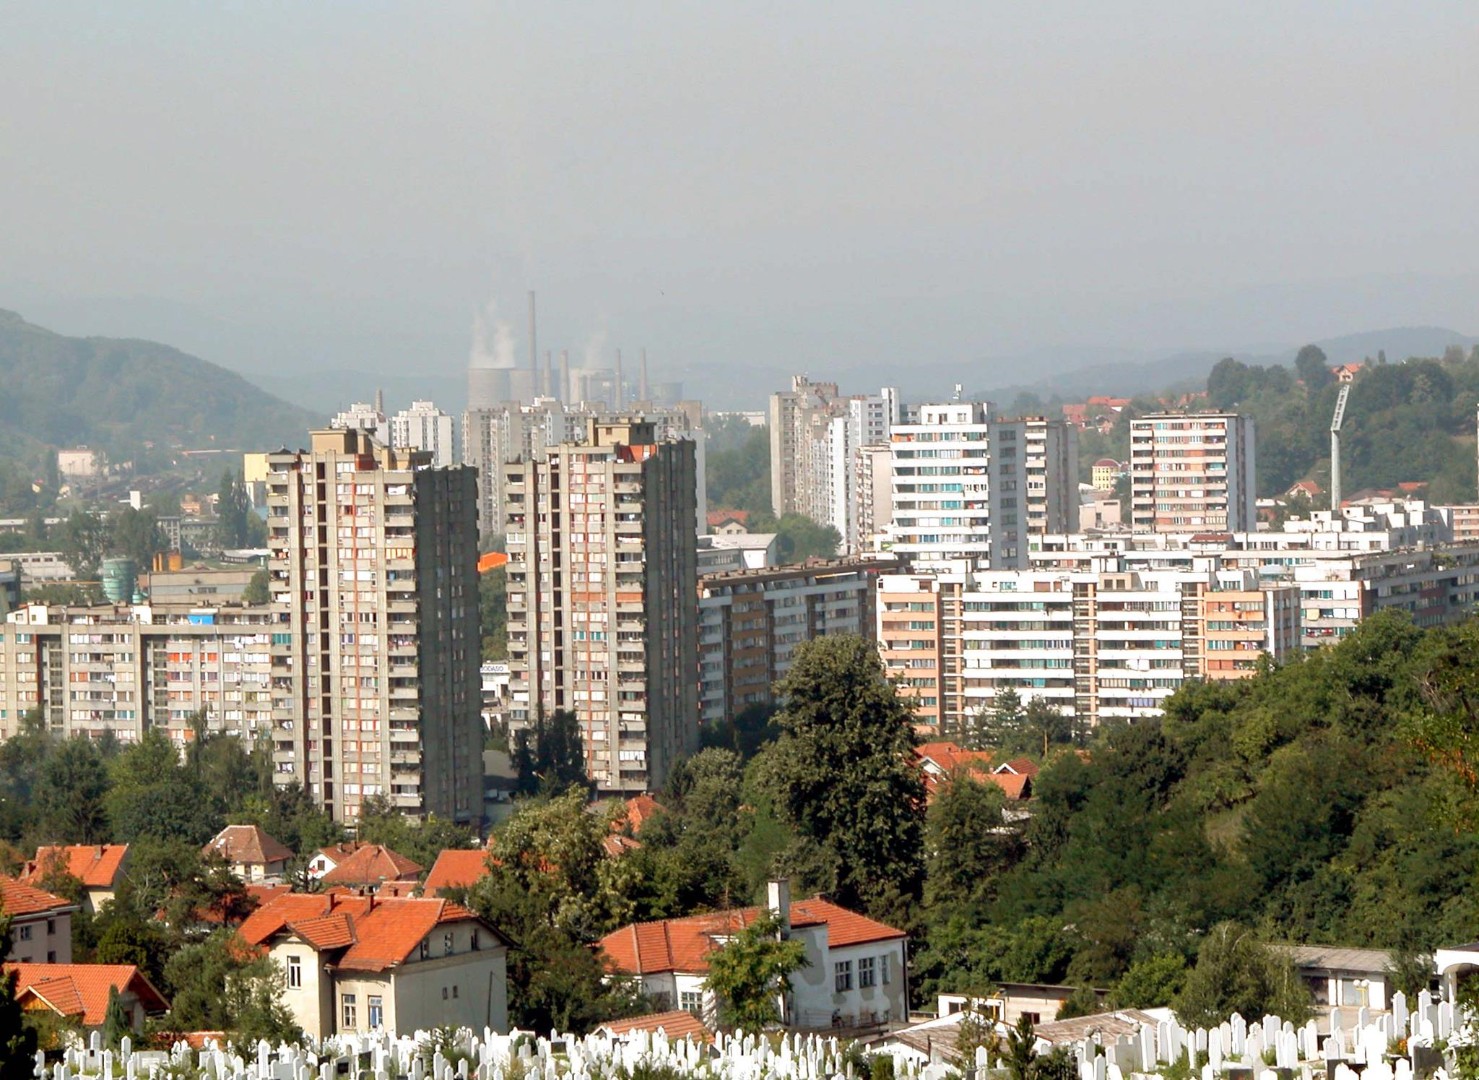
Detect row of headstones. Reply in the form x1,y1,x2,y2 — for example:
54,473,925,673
34,1024,895,1080
1056,992,1469,1080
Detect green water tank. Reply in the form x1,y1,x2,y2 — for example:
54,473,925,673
101,557,136,603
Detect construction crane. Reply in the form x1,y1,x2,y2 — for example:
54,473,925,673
1330,382,1351,512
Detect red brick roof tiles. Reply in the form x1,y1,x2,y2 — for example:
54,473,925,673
598,897,904,976
601,1010,714,1044
23,845,129,889
319,844,421,886
4,963,169,1026
423,849,492,896
0,876,75,917
203,825,294,867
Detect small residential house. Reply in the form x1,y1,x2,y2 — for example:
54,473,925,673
706,510,751,535
937,983,1102,1027
598,880,908,1032
319,844,421,892
1434,940,1479,1002
1275,944,1392,1013
915,743,1033,802
870,1006,1157,1068
202,824,295,882
1,877,78,964
237,892,510,1039
4,963,169,1035
307,842,369,882
22,844,130,915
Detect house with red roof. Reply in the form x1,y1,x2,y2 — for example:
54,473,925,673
238,891,511,1039
707,509,751,535
1,876,78,964
599,1009,714,1045
319,844,422,893
598,880,907,1032
5,963,168,1035
307,841,369,882
22,844,130,914
202,824,295,883
914,743,1034,802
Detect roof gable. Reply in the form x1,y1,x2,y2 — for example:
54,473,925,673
0,875,76,917
24,845,129,889
4,963,169,1026
320,844,422,886
424,849,492,896
203,825,294,866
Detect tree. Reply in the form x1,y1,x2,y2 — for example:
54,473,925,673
925,772,1019,913
56,507,107,582
105,729,221,845
101,986,129,1048
971,689,1023,751
511,709,591,799
0,912,38,1079
216,468,251,549
163,930,299,1046
1294,345,1332,390
480,566,508,661
1109,953,1189,1008
37,736,111,843
1173,923,1312,1029
762,635,926,921
242,569,270,605
702,911,808,1032
106,506,167,567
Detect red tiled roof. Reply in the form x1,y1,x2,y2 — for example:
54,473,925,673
602,835,643,857
202,825,294,867
598,897,905,976
601,1010,713,1044
916,742,993,774
23,845,129,889
423,849,492,897
706,509,750,526
237,892,503,973
314,842,369,867
618,794,665,834
993,757,1040,778
320,844,421,886
5,964,169,1026
0,876,75,917
988,773,1032,800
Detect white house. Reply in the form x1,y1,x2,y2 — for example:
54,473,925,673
598,880,907,1031
237,892,511,1040
1274,945,1393,1013
1,877,78,964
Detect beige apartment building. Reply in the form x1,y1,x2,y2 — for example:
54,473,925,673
265,429,482,824
697,555,901,726
504,418,698,794
1130,412,1256,532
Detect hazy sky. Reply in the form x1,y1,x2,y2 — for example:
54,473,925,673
3,2,1477,402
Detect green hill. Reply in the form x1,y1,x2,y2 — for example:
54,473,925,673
0,308,322,462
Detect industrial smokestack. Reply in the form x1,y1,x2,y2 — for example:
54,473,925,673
614,349,624,410
544,350,553,398
559,350,570,402
639,349,650,402
527,291,537,374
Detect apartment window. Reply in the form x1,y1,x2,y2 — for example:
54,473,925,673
368,995,383,1028
47,950,57,963
858,956,876,989
680,990,703,1016
834,960,853,992
444,931,454,956
420,939,431,960
881,954,891,985
17,926,30,941
341,993,357,1029
286,956,302,989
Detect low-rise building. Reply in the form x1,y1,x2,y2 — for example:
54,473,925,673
237,892,510,1039
598,880,907,1032
1,877,77,964
4,963,168,1036
21,845,130,915
202,825,295,883
1275,944,1393,1015
318,845,422,893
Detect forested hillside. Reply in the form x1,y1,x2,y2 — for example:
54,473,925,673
0,309,321,465
1076,345,1479,501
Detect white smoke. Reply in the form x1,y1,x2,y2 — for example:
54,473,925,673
470,300,517,370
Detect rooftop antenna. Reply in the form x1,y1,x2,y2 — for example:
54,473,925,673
1330,381,1351,512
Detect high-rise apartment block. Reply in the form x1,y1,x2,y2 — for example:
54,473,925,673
883,404,1076,571
504,418,698,794
266,429,482,823
1130,412,1256,532
767,377,900,552
390,401,457,468
697,554,901,726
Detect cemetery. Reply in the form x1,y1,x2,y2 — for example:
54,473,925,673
25,988,1477,1080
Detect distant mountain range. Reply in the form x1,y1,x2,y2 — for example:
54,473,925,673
0,309,322,462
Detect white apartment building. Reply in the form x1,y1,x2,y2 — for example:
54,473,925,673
330,401,388,443
1130,412,1256,532
390,400,457,468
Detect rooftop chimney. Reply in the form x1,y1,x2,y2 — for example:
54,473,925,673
766,878,791,935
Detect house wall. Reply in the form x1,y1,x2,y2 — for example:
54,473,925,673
810,939,907,1028
271,941,334,1041
8,911,73,964
383,946,508,1034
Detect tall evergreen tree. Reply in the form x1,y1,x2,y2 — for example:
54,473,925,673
0,912,38,1078
764,634,926,921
